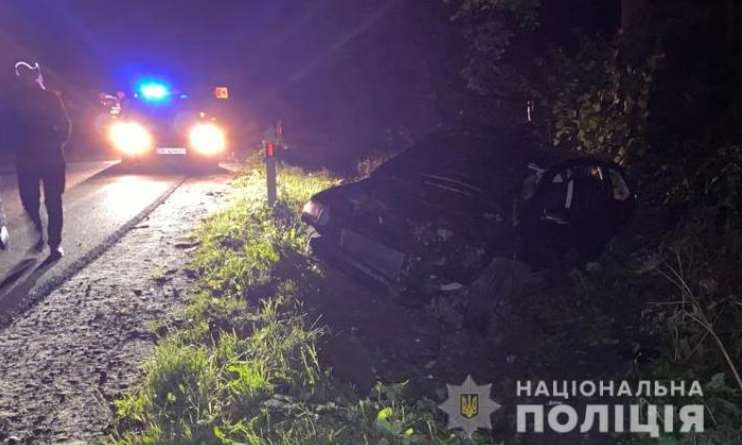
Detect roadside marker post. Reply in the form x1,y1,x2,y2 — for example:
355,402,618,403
262,120,286,207
263,120,284,207
265,141,277,207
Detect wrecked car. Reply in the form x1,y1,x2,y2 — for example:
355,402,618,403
301,129,636,294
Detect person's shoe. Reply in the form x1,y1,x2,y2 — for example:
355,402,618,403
0,226,9,250
48,246,64,261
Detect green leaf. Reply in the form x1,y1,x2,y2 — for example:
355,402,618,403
377,407,393,422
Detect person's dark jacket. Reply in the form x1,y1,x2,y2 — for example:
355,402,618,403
0,193,5,228
12,86,71,168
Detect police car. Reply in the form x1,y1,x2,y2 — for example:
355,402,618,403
104,81,229,166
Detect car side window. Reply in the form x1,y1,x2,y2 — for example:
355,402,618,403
528,160,634,224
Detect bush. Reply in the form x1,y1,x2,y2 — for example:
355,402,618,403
548,36,662,166
546,30,742,442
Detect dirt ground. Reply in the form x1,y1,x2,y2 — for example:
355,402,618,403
308,256,647,443
0,175,232,444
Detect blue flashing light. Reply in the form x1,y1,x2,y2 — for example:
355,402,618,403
138,82,169,101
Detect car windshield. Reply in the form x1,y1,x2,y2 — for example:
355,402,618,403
128,94,194,119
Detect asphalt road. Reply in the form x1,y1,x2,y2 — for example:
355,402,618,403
0,171,235,443
0,160,235,323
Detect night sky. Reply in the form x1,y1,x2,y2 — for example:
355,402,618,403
1,1,368,93
1,1,439,150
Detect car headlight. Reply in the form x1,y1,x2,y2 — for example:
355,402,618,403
109,121,152,155
189,123,226,155
302,200,330,226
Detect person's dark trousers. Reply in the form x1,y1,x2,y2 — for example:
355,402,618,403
16,162,66,249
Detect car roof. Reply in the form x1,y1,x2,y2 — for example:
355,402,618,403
372,128,562,179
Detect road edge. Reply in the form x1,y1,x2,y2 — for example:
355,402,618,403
0,176,188,330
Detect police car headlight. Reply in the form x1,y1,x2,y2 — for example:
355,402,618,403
189,123,226,155
109,121,152,155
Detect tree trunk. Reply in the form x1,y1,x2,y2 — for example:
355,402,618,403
727,0,737,50
621,0,646,31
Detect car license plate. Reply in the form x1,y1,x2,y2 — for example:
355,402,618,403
156,147,187,155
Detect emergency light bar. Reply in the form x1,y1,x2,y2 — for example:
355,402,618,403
138,82,170,102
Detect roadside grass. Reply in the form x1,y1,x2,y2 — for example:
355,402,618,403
108,164,476,445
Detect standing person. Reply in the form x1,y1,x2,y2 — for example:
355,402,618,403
12,61,70,260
